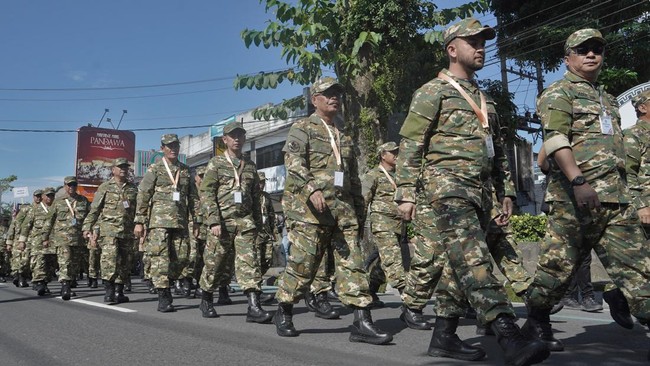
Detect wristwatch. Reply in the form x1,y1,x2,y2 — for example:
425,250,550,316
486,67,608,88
571,176,587,187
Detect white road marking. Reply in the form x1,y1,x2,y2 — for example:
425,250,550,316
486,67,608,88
57,297,137,313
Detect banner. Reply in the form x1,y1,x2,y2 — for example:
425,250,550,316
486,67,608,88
12,186,29,199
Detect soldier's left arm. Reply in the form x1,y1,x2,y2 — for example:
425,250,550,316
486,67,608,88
348,146,366,224
187,166,199,224
82,184,107,232
624,129,648,209
251,166,263,228
489,106,516,201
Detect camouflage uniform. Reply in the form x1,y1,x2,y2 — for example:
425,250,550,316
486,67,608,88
276,113,371,307
21,188,58,285
257,172,276,275
82,173,138,284
395,68,516,325
43,180,90,285
625,89,650,212
527,52,650,321
198,149,263,294
8,203,33,283
134,147,198,290
362,144,406,292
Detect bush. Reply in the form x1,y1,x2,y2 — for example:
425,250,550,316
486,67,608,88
510,213,547,242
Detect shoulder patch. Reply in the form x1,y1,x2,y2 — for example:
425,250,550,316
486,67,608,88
288,141,300,153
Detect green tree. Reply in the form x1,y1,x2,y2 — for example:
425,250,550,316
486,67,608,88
491,0,650,96
0,175,17,216
236,0,490,168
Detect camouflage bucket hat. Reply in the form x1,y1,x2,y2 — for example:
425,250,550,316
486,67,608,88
42,187,56,195
64,176,78,185
565,28,606,52
161,134,179,145
223,120,246,135
112,157,130,167
443,17,496,48
33,189,43,196
377,141,399,155
311,77,345,95
632,89,650,110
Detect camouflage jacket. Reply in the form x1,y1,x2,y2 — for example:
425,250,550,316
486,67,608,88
199,153,261,228
6,204,31,245
395,69,515,208
624,118,650,208
540,71,627,203
82,178,138,238
43,193,90,246
19,202,55,253
260,191,276,233
362,165,401,223
135,158,197,230
282,114,365,226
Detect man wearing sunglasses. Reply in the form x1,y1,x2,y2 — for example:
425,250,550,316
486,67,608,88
524,29,650,358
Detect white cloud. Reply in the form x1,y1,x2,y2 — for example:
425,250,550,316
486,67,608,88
67,70,88,82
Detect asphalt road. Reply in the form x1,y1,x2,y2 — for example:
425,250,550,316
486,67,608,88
0,279,648,366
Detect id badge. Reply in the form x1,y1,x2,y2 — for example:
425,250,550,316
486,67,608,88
485,135,495,158
599,113,614,135
71,218,77,226
172,191,180,201
334,171,344,187
122,200,130,209
234,191,243,204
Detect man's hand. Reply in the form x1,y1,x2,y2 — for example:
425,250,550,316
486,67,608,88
494,197,513,227
573,183,601,210
134,224,144,238
309,190,328,213
17,241,25,251
397,202,416,221
210,224,222,238
193,223,200,238
638,207,650,225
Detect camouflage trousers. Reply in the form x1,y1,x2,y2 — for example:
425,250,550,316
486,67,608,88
182,234,205,280
98,237,133,284
258,228,275,276
0,249,11,276
31,253,58,282
79,246,89,277
401,198,514,324
485,231,531,296
199,217,260,293
527,202,650,321
369,213,406,290
57,245,85,282
145,228,190,289
276,220,372,307
11,247,30,277
88,247,101,279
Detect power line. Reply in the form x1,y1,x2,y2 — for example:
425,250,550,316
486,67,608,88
0,86,235,102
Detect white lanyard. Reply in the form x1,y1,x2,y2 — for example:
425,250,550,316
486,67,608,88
224,151,245,188
438,72,489,129
40,202,49,214
162,157,180,191
320,118,342,167
378,165,397,190
64,198,76,218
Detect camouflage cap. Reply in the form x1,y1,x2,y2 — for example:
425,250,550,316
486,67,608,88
223,120,246,135
443,17,496,48
112,157,130,167
64,176,78,185
42,187,56,195
632,89,650,110
311,77,344,95
565,28,606,51
33,189,43,196
161,134,179,145
258,172,266,180
195,165,206,177
377,141,399,155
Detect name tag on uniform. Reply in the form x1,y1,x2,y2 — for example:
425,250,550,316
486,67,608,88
334,171,344,187
600,113,614,135
172,191,180,201
485,135,495,158
234,191,243,204
122,200,130,208
71,218,77,226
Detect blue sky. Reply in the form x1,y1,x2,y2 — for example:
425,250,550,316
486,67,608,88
0,1,547,205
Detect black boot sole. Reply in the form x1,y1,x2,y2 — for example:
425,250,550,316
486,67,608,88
315,311,340,320
246,313,273,323
506,341,550,366
427,348,486,361
349,333,393,345
399,313,432,330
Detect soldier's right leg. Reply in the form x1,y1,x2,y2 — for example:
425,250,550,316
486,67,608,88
56,245,75,300
304,245,338,318
198,224,234,318
486,231,532,297
30,248,48,296
146,228,175,312
99,236,118,283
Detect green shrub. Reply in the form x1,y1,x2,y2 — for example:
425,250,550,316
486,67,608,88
510,213,547,242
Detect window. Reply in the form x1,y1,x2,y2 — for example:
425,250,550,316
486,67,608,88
255,142,284,169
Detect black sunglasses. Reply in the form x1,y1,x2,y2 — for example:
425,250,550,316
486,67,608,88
67,183,78,187
572,45,604,55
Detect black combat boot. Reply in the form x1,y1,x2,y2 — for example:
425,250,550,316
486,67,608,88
259,292,275,304
368,280,385,309
349,307,393,345
217,285,232,305
490,314,550,366
475,323,495,336
174,280,183,295
157,288,175,312
145,279,157,294
88,277,98,288
522,306,564,351
115,283,130,303
314,291,339,319
34,281,47,296
19,275,29,288
181,277,192,298
71,279,78,288
274,302,299,337
12,274,19,287
428,317,486,361
43,282,51,294
124,277,132,292
304,292,317,312
61,280,72,301
104,282,116,303
199,290,218,318
603,288,634,329
400,305,432,330
246,291,273,323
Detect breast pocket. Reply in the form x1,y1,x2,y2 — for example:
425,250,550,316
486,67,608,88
572,98,601,133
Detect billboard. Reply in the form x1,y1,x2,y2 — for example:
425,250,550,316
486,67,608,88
76,126,136,201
